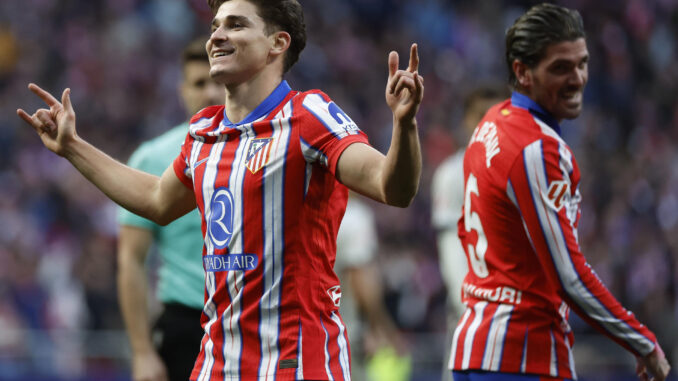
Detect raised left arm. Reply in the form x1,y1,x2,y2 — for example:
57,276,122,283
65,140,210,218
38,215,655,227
336,44,424,207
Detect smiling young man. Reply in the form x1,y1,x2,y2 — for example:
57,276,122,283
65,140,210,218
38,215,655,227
17,0,424,380
449,4,670,381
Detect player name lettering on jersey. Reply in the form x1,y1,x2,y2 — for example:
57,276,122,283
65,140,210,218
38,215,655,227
203,254,258,272
462,282,522,305
470,121,500,168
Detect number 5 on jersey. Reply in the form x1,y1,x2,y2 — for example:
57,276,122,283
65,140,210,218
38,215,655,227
464,173,489,278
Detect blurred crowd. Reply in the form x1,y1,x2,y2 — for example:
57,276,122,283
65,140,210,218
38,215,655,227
1,0,677,379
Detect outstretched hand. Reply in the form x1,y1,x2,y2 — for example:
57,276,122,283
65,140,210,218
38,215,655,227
385,43,424,124
17,83,77,156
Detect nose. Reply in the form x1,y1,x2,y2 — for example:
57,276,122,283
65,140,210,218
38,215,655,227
569,67,587,87
209,24,228,45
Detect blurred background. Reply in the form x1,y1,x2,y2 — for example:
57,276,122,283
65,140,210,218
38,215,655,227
1,0,677,380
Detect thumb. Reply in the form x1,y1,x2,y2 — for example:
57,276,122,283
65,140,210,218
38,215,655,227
61,88,73,113
388,51,398,78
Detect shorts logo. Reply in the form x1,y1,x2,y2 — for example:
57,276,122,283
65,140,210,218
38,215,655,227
326,285,342,307
546,180,569,211
208,188,234,249
246,138,274,174
203,254,258,272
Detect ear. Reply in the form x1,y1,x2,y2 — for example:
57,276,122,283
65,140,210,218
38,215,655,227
270,30,291,58
512,59,532,89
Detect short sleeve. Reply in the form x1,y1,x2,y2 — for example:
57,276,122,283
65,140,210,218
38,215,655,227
298,92,369,176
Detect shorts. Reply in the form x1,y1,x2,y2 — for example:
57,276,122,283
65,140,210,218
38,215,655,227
154,302,205,381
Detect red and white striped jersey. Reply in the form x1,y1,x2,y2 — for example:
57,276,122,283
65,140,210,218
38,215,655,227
449,92,657,379
172,81,369,381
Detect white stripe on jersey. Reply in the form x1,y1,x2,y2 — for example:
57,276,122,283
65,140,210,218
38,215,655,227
199,136,229,381
549,330,558,377
301,94,358,140
330,312,351,381
565,335,577,379
299,137,326,196
189,114,218,141
296,322,304,380
520,330,528,373
462,301,487,368
506,179,518,209
449,307,472,370
258,103,292,379
321,319,335,381
188,140,204,183
300,137,329,166
507,179,537,252
534,118,566,146
221,127,251,377
481,304,513,371
523,140,655,355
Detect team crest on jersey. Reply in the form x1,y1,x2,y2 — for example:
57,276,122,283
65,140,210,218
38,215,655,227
545,180,569,211
326,285,342,307
208,188,234,249
246,138,274,174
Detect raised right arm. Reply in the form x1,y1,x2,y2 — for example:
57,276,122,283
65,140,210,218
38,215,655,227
17,84,195,225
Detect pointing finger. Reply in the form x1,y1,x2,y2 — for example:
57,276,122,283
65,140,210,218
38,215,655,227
62,88,73,113
28,83,60,107
388,51,399,78
408,43,419,72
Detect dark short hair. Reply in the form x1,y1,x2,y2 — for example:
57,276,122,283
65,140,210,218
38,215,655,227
182,36,210,67
207,0,306,73
505,3,585,87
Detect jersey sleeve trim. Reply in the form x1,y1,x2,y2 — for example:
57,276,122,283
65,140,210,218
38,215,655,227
173,153,194,190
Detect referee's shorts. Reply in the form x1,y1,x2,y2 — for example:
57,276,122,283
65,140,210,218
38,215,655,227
452,370,573,381
153,302,204,381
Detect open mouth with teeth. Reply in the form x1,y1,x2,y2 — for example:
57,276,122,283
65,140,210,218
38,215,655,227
212,49,235,58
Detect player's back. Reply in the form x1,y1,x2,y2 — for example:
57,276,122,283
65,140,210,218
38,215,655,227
451,96,580,378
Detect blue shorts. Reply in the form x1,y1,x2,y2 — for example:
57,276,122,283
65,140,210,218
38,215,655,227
452,370,573,381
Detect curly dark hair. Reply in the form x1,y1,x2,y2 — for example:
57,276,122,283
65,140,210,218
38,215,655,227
207,0,306,73
505,3,585,88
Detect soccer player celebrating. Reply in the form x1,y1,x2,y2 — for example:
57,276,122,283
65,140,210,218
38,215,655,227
449,4,670,381
17,0,424,380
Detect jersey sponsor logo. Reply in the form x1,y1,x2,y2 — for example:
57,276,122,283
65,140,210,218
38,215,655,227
470,121,500,168
328,102,360,136
326,285,342,307
546,180,569,211
462,282,523,305
208,188,234,249
246,137,274,174
203,254,258,272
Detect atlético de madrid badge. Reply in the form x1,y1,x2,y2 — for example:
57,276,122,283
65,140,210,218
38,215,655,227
246,137,274,174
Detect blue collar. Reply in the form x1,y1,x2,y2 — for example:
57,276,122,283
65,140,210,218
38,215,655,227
222,80,292,126
511,91,561,136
